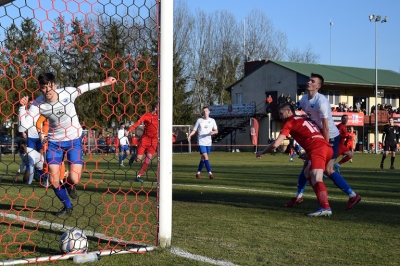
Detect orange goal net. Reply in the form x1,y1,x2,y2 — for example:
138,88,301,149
0,0,160,263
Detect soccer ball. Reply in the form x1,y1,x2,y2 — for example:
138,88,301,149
59,229,88,254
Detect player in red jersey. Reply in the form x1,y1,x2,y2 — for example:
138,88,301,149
257,103,334,216
127,102,158,183
346,127,356,162
334,115,354,173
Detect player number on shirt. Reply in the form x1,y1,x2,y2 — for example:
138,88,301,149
302,120,320,133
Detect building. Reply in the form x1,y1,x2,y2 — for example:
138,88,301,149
211,60,400,152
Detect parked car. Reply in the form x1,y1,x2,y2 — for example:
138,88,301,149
0,136,24,154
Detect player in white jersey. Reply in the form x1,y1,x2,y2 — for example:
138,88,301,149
187,106,218,179
285,73,361,212
14,139,48,186
19,73,117,217
117,122,130,166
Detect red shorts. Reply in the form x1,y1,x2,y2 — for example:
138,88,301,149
137,137,158,155
338,143,350,155
308,143,333,171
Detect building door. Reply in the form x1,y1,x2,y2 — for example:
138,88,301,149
353,95,368,113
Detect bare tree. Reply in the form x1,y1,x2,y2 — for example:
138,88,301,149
286,43,320,63
245,9,288,62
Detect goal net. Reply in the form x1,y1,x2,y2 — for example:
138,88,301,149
0,0,166,263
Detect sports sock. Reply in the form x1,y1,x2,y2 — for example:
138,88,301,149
329,172,354,196
138,156,151,176
122,154,128,160
119,155,123,164
338,155,351,165
53,187,73,208
295,169,307,198
197,160,205,172
204,160,212,173
381,155,386,164
391,156,395,167
311,181,330,209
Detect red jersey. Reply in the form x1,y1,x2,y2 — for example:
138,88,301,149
336,123,348,145
128,112,158,139
130,136,138,146
113,137,119,146
105,137,112,145
346,132,355,146
280,116,329,153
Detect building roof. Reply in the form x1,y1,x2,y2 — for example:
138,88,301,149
270,60,400,88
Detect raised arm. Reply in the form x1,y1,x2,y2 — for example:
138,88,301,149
256,134,286,158
77,77,117,93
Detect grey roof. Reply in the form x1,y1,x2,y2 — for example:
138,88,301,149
270,60,400,88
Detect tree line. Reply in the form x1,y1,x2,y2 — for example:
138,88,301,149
0,0,319,131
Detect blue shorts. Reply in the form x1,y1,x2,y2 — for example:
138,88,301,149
46,138,83,165
119,145,130,153
199,146,211,155
329,135,340,160
27,138,43,151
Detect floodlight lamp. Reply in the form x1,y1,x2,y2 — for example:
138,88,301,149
0,0,15,7
382,16,388,23
375,15,381,22
369,14,375,21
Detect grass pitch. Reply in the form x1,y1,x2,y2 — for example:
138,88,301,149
0,152,399,265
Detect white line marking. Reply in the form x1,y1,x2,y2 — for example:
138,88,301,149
171,248,240,266
174,184,400,206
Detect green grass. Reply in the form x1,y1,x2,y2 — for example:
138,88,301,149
0,152,399,265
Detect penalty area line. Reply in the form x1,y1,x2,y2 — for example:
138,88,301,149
173,184,400,206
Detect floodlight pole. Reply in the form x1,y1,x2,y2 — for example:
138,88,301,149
369,14,387,154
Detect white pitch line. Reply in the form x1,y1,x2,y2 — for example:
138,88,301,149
173,184,400,206
170,247,240,266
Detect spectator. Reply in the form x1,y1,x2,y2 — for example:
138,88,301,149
265,95,273,113
286,94,292,103
278,93,286,105
105,134,112,155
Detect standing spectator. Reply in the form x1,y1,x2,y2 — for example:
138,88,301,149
265,94,273,113
113,134,119,155
355,101,361,112
127,102,159,183
19,73,117,216
278,93,286,105
286,94,292,104
129,133,139,156
380,117,399,169
82,134,88,156
105,134,112,155
187,106,218,179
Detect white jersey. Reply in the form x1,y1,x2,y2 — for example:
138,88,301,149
119,136,129,146
19,83,102,142
299,93,339,139
118,129,127,139
19,147,44,184
193,117,218,146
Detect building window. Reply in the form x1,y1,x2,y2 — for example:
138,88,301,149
321,90,339,105
236,93,243,104
383,94,396,107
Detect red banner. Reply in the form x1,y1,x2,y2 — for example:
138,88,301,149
391,113,400,126
331,112,364,126
295,110,364,126
250,118,259,146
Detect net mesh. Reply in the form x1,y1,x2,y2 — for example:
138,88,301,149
0,0,159,260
